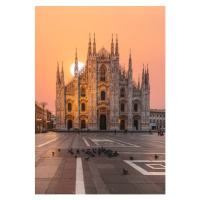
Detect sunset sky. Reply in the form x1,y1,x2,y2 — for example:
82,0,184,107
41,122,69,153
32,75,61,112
35,6,165,114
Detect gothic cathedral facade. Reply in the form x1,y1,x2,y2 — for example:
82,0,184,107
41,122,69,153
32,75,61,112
56,34,150,131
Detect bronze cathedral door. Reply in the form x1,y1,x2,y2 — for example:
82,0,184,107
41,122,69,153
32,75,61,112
100,115,106,130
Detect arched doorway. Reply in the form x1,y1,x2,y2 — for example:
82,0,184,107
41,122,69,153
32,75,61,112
100,115,106,130
120,120,125,130
134,120,138,130
81,120,86,129
68,120,72,130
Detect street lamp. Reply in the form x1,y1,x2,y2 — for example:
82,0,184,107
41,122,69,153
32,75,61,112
40,102,47,131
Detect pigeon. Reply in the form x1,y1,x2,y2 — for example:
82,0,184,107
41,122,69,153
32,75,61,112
130,156,134,160
155,155,159,159
85,156,90,161
123,168,128,174
108,153,114,158
114,151,119,156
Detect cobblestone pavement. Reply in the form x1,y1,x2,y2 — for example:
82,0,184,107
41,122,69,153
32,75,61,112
35,131,165,194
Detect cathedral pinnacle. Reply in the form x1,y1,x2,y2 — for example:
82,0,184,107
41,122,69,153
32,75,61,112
111,34,114,56
57,61,59,73
93,33,96,56
56,61,60,84
88,33,92,56
115,34,119,57
75,48,78,77
128,49,132,73
75,48,78,63
138,75,140,89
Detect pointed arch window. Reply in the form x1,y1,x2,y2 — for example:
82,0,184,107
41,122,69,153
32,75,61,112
81,103,85,111
100,65,106,81
101,91,105,100
134,103,138,112
120,88,125,97
68,103,72,111
81,87,85,97
121,103,125,112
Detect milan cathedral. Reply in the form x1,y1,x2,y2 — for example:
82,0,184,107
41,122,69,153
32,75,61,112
56,34,150,131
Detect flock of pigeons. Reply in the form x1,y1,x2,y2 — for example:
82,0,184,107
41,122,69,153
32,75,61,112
66,147,159,175
51,148,159,175
68,147,120,160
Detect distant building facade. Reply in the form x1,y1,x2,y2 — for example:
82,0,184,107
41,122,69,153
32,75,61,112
51,115,56,129
35,101,53,131
56,34,150,131
149,109,165,130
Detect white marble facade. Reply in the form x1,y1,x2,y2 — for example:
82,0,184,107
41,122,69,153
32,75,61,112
56,34,150,131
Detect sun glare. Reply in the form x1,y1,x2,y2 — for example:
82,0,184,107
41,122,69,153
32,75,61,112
70,62,85,76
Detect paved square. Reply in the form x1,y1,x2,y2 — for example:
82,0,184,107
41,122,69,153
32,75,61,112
35,131,165,194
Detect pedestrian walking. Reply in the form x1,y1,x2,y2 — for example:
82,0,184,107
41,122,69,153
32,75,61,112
158,129,159,136
115,129,116,135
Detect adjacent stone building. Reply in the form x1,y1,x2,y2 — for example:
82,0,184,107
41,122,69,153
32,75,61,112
56,34,150,131
35,101,53,131
149,109,165,130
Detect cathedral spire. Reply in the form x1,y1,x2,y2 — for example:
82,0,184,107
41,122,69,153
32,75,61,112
88,33,92,57
75,48,78,77
129,49,132,71
138,75,140,89
111,34,114,56
57,61,59,73
128,49,132,80
60,61,64,84
145,65,147,86
56,61,60,84
142,64,145,86
115,34,119,57
93,33,96,56
147,63,149,85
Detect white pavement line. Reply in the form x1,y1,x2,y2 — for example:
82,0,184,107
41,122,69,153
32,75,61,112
136,138,165,144
119,152,165,154
126,160,165,162
106,137,140,147
116,142,125,146
76,158,85,194
88,138,99,145
82,137,90,147
124,160,165,175
146,164,165,169
37,136,64,147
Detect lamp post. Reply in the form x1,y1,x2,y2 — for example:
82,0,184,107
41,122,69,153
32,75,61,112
40,102,47,131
